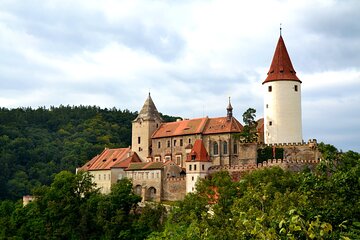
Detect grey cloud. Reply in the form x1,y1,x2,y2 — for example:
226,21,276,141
1,1,186,61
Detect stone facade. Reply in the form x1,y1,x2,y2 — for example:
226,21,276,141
126,161,185,202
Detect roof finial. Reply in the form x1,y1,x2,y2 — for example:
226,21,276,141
280,23,282,36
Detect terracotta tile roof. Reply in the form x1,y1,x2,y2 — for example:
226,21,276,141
126,161,165,171
152,116,242,138
79,148,140,171
202,117,243,134
152,117,208,138
112,152,142,168
186,139,210,162
263,35,301,84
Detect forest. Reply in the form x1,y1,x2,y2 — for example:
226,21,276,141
0,106,359,239
0,145,359,239
0,106,177,200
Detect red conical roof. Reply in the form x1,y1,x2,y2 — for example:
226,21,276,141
186,139,210,162
263,35,301,84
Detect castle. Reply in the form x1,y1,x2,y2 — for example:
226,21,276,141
78,33,321,202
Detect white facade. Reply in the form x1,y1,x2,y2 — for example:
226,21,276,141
264,81,302,144
186,162,212,193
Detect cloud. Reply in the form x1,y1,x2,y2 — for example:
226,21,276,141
0,0,359,152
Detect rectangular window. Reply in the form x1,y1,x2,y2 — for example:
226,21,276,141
138,137,141,144
294,85,298,92
189,138,191,144
176,155,181,165
189,165,192,171
233,143,238,154
174,140,176,146
202,164,205,170
180,139,183,146
167,140,170,148
269,121,272,126
158,141,161,148
266,104,269,108
194,164,197,171
268,86,272,92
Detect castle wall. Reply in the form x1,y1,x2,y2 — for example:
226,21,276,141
152,134,201,167
163,177,186,201
89,170,112,194
127,169,162,202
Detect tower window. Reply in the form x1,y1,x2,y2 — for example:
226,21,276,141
268,86,272,92
174,140,177,146
158,141,161,149
167,140,170,148
269,121,272,126
138,137,141,144
189,165,192,171
266,104,269,108
180,139,183,146
189,138,191,144
294,85,298,92
194,164,197,171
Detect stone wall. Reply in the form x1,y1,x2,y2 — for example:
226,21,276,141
162,177,186,201
208,158,320,181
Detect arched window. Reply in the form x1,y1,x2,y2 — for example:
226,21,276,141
135,185,142,196
223,141,228,155
213,142,219,155
147,187,157,201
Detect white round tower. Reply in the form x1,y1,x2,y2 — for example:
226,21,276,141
263,35,302,144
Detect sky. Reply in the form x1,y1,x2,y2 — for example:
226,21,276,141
0,0,359,152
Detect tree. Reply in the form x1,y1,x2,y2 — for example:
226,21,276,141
235,108,258,142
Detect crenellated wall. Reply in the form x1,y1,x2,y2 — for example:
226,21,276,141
208,158,320,181
162,177,186,201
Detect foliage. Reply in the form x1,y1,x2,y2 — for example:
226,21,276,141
0,171,167,239
257,146,284,163
152,148,360,239
235,108,258,142
0,106,177,200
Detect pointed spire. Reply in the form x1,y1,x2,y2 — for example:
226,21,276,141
227,97,233,121
263,34,301,84
134,94,163,122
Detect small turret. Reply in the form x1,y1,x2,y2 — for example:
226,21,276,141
226,97,233,121
185,139,212,193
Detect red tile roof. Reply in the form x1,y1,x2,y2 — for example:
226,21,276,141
152,117,242,138
79,148,141,171
203,117,243,134
263,35,301,84
186,139,210,162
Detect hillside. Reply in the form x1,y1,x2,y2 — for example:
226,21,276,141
0,105,177,200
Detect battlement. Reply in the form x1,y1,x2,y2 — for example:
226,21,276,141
165,177,186,182
208,158,320,175
259,139,318,148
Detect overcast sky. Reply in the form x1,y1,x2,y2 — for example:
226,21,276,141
0,0,359,152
